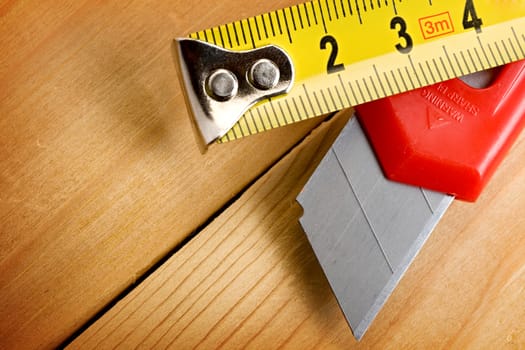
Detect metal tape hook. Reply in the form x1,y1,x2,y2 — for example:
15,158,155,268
173,39,294,146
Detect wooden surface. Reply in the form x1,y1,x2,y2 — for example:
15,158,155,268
68,109,354,350
0,1,319,348
2,1,525,349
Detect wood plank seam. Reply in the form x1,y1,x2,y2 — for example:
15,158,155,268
67,111,352,349
59,113,333,348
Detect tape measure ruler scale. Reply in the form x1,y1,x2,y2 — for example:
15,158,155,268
174,0,525,144
173,0,525,342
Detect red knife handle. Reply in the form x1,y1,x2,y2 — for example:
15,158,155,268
356,60,525,201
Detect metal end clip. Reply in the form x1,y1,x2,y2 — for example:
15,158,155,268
173,39,294,145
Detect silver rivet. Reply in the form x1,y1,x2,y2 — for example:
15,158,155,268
206,69,238,101
249,59,280,90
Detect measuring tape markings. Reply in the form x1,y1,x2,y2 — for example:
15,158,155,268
187,0,525,142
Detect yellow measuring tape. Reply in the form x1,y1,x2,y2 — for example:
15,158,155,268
186,0,525,142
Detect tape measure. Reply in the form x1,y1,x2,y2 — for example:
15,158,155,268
177,0,525,143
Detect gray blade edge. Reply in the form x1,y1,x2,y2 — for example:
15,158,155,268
297,117,454,340
353,194,453,339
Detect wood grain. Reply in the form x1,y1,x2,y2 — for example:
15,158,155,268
0,1,318,348
68,110,354,350
69,108,525,350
